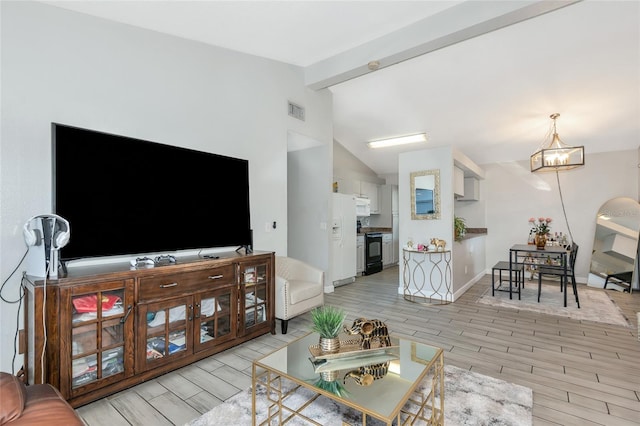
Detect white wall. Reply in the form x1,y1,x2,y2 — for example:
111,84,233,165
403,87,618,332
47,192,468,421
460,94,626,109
333,140,381,180
399,145,491,298
452,236,487,297
399,145,455,247
484,149,638,283
0,2,332,373
398,146,455,295
333,140,385,192
454,180,487,228
287,143,332,285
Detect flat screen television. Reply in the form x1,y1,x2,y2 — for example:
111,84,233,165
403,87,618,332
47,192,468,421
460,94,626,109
52,123,252,261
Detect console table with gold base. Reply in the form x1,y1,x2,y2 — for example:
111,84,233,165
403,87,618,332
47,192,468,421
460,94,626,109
402,248,453,305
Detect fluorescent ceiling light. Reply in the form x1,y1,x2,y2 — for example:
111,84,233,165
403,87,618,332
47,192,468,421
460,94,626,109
367,133,427,149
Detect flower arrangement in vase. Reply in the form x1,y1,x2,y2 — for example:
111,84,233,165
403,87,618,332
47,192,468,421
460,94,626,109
529,217,552,249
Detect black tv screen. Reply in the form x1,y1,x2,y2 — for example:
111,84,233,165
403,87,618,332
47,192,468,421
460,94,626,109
53,123,251,260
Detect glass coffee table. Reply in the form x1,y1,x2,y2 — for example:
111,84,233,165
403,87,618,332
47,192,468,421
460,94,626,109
252,332,444,425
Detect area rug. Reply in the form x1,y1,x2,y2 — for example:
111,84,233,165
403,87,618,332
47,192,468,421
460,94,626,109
185,365,532,426
477,282,631,327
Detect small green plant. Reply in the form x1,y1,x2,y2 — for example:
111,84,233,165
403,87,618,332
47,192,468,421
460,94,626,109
313,376,349,397
310,305,346,338
454,216,467,242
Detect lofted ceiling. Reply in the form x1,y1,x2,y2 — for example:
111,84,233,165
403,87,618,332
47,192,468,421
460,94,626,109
44,0,640,176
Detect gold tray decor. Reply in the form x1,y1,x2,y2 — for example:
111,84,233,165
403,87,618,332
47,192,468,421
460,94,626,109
309,339,398,362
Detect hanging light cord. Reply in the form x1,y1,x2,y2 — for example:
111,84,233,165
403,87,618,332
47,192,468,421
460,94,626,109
556,170,574,244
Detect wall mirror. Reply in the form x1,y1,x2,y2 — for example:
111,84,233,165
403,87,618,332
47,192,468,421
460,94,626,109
588,197,640,292
410,169,441,220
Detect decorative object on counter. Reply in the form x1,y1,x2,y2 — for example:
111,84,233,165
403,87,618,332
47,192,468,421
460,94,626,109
529,216,552,235
406,237,414,248
524,254,538,280
529,217,552,250
454,216,466,241
311,305,346,354
430,238,447,252
535,234,547,250
343,318,391,350
527,230,535,245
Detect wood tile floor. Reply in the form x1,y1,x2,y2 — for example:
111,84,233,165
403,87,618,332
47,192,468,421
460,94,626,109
76,266,640,425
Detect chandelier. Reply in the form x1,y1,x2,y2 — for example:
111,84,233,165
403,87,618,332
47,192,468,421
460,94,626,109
530,113,584,172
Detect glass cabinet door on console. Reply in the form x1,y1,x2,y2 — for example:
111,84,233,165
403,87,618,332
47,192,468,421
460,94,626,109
26,253,274,408
137,296,194,371
239,260,270,336
193,286,237,352
61,279,134,398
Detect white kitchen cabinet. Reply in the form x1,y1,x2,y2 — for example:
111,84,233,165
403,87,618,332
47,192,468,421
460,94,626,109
371,184,394,225
453,166,465,198
391,185,398,215
382,233,393,267
360,181,380,214
356,235,365,275
350,180,363,196
457,177,480,201
334,177,380,214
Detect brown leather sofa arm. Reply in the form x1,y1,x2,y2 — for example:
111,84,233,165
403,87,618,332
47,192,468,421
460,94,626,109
0,372,84,425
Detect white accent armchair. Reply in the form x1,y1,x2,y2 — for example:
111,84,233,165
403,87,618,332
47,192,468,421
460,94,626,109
275,256,324,334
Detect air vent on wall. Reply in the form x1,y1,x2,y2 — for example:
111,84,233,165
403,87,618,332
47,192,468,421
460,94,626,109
288,101,305,121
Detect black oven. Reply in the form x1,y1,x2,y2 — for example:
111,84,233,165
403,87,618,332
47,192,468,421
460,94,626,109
365,232,383,275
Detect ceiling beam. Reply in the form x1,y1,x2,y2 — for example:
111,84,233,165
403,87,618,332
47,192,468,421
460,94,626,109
304,0,581,90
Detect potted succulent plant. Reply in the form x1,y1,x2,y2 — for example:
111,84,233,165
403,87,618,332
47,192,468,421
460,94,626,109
311,305,345,354
454,216,467,241
313,372,349,397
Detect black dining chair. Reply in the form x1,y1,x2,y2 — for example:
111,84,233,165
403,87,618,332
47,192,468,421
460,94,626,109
537,242,580,308
603,271,633,293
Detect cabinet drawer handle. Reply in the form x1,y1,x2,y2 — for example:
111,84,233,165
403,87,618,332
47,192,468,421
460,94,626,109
208,275,223,280
159,282,178,288
120,305,133,324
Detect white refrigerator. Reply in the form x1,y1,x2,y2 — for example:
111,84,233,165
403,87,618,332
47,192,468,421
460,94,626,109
331,193,357,286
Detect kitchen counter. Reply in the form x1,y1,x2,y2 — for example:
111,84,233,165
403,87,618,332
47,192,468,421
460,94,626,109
358,227,392,236
358,227,484,238
459,227,487,240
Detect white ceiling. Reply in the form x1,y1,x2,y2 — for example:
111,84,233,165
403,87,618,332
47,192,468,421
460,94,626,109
44,0,640,176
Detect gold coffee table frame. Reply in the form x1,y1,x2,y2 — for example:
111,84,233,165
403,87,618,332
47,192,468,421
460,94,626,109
252,332,444,425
